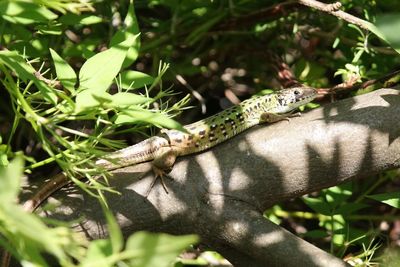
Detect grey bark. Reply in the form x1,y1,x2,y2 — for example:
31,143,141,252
31,89,400,266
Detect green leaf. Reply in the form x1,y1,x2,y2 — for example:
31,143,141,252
120,70,155,90
50,49,77,94
80,239,112,267
75,90,112,112
115,109,186,131
78,33,139,92
110,92,152,106
36,23,62,35
0,155,24,204
110,0,140,67
2,208,64,261
101,202,123,254
323,184,352,208
125,231,198,267
75,91,151,112
0,1,57,25
0,50,58,104
302,197,331,215
0,50,38,81
59,14,103,25
371,14,400,54
367,192,400,208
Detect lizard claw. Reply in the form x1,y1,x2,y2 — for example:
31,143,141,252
145,165,170,197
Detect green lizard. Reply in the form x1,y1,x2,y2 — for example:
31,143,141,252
22,86,317,212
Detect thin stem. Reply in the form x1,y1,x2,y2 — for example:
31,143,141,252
298,0,372,30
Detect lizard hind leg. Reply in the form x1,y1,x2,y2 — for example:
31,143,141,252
147,146,178,196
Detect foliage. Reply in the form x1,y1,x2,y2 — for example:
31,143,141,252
0,156,197,266
0,0,400,266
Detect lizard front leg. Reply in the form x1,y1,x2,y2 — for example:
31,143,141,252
147,146,178,194
260,112,301,123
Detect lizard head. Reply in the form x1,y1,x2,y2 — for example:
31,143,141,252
274,87,318,113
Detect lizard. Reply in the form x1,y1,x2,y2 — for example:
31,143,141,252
22,86,318,212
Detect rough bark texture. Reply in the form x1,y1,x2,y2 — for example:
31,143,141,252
29,88,400,266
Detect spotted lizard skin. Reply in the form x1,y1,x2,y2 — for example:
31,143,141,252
96,87,317,170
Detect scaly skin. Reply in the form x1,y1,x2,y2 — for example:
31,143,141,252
23,87,317,212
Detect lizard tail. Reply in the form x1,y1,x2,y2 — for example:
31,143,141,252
95,136,169,170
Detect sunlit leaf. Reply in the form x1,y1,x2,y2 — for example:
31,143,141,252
120,70,154,90
102,202,123,254
80,240,112,267
75,90,112,112
59,14,103,25
115,109,185,131
125,231,198,267
110,92,152,106
50,49,76,94
367,192,400,208
0,155,23,204
78,34,139,92
110,0,140,67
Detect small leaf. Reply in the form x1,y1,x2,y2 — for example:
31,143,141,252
0,155,24,203
125,231,198,267
367,192,400,208
101,202,123,254
75,91,151,112
80,240,112,267
78,33,139,92
50,49,76,94
59,14,103,25
110,0,140,67
110,92,152,106
120,70,155,90
115,109,186,132
323,184,352,209
36,23,62,35
75,90,112,113
302,197,331,215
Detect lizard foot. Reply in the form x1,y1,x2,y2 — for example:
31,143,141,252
145,165,172,197
260,112,301,123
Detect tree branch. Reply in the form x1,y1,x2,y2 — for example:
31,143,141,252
298,0,372,30
27,89,400,266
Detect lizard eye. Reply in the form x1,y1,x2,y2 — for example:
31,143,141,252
294,90,300,95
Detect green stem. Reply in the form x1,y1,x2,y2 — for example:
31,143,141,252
354,174,388,203
0,65,48,126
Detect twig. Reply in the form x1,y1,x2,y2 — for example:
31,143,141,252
298,0,372,30
329,68,400,93
34,71,63,90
